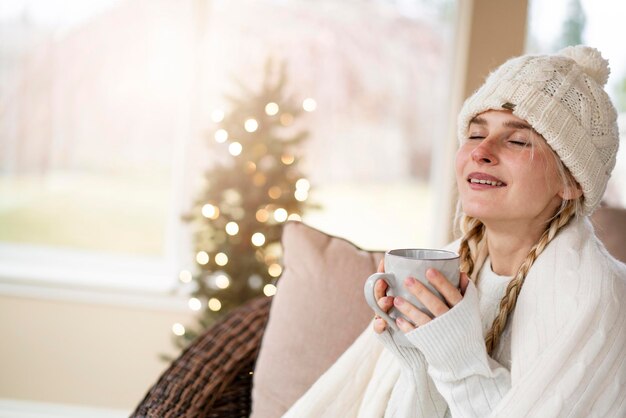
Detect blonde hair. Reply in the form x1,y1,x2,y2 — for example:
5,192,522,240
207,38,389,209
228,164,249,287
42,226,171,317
457,147,583,356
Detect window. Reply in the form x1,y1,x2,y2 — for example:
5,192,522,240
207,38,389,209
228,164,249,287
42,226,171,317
0,0,459,298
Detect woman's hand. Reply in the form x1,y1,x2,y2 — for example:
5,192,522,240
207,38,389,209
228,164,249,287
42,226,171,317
393,269,469,333
372,259,394,334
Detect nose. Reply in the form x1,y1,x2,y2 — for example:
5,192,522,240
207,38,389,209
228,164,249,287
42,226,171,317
470,138,498,165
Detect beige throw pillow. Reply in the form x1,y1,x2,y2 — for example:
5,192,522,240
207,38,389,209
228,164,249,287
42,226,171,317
251,221,383,418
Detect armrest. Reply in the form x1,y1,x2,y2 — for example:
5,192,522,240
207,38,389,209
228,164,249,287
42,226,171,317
131,296,272,418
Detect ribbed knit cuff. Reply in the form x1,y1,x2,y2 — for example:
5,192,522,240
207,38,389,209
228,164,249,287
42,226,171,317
404,281,492,382
376,329,427,374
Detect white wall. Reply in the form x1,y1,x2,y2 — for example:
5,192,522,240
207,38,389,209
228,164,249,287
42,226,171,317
0,294,194,411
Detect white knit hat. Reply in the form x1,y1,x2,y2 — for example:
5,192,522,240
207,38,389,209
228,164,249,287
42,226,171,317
457,45,620,215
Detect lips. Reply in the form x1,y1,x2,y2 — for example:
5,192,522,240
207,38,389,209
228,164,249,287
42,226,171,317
467,172,506,187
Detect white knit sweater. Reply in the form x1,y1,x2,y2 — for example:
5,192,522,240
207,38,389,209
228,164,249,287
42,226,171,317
282,218,626,417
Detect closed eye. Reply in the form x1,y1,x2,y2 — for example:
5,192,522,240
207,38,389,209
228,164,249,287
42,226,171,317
468,136,484,140
509,140,529,146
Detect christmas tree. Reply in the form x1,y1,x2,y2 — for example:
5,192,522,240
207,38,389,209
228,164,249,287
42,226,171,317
175,60,316,348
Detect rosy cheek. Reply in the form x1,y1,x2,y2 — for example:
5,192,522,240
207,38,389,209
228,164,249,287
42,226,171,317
455,146,471,173
454,156,464,181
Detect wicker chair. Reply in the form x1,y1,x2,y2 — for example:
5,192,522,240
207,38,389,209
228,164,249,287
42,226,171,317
131,296,272,418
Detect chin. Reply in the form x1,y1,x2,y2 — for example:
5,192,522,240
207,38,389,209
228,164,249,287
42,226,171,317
459,201,499,221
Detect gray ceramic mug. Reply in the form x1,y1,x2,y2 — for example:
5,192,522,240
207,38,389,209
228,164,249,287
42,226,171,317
364,249,460,346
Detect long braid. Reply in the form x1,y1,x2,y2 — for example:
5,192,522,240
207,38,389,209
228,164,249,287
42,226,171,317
483,200,577,355
458,216,485,278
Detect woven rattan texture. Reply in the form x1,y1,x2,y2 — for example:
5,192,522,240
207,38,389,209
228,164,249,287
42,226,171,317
131,296,272,418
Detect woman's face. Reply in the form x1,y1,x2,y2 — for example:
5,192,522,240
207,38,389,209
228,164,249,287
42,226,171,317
455,110,564,225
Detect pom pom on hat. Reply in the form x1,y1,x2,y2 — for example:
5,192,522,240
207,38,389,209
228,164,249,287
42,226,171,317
558,45,610,86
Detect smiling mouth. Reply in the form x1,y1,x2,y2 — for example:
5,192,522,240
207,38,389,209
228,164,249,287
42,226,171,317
468,178,505,187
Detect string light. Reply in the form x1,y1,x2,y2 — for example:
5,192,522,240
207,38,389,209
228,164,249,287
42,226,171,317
179,270,192,283
202,204,219,219
268,186,282,199
268,263,282,277
215,129,228,143
274,208,288,222
196,251,209,265
229,142,243,156
225,221,239,236
251,232,266,247
215,274,230,289
188,297,202,311
265,102,279,116
245,118,258,132
263,284,277,296
208,298,222,311
211,109,225,123
256,208,269,222
287,213,302,221
264,253,276,264
172,323,186,336
215,252,228,266
281,154,295,165
295,189,308,202
280,113,293,126
302,98,317,112
296,178,310,191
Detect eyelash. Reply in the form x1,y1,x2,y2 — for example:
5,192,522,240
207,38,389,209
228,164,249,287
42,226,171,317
467,136,528,146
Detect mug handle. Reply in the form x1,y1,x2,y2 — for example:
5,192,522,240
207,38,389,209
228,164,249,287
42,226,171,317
364,272,400,332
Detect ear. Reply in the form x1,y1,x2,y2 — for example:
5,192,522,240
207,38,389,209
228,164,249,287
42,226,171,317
558,184,583,200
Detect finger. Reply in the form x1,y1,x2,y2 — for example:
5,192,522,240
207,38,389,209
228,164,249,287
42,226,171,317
377,259,385,273
460,272,470,294
404,276,451,317
373,296,394,334
395,316,416,333
373,317,387,334
393,296,432,327
374,278,388,301
425,268,463,307
377,296,394,313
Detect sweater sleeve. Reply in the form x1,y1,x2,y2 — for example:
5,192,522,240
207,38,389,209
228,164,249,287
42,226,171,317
375,331,448,417
405,281,511,417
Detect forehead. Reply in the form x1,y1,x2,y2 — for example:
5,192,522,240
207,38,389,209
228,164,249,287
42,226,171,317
468,110,532,128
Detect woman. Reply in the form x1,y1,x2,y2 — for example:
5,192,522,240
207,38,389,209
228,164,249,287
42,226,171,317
283,45,625,417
